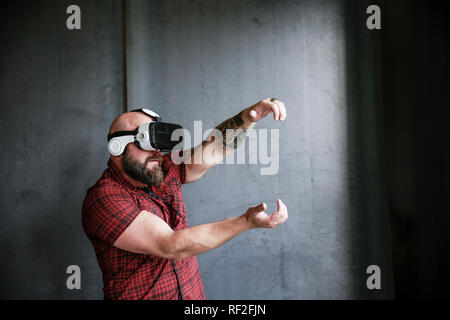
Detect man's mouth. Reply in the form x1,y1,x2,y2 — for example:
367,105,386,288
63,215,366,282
146,157,162,166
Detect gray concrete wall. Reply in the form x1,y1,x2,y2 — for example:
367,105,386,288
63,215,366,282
126,0,394,299
0,0,394,300
0,1,125,299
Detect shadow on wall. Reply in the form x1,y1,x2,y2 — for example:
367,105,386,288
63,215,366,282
380,0,450,298
344,0,394,298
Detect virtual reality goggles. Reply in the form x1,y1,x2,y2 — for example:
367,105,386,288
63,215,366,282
107,108,184,156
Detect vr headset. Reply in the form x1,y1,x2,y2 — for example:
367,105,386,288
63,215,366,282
107,108,184,156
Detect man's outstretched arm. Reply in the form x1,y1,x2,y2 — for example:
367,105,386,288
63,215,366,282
113,200,288,260
184,98,287,183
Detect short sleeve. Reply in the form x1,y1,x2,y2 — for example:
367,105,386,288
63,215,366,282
82,183,142,245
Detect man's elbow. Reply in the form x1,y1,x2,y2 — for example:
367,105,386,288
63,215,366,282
158,234,190,261
159,246,188,261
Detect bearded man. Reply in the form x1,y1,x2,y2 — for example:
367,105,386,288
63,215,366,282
82,98,288,300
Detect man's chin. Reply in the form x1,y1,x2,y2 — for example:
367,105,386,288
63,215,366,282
145,164,164,186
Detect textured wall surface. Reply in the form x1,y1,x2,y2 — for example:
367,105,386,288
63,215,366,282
126,0,393,299
0,1,125,299
0,0,394,299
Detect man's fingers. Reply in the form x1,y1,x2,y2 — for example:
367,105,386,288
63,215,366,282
249,109,258,122
268,99,286,122
247,199,288,229
280,200,288,218
273,100,286,121
266,100,280,121
260,202,267,211
253,202,266,213
278,101,287,121
269,199,288,226
253,98,286,122
275,199,287,214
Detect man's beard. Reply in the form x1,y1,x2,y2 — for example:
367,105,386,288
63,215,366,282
122,147,164,187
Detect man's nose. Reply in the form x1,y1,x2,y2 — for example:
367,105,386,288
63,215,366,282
148,150,163,157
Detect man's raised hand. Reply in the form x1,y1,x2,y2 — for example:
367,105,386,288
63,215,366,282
244,98,287,123
243,199,288,229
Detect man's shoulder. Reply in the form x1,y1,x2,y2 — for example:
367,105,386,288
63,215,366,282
83,168,135,210
86,174,132,200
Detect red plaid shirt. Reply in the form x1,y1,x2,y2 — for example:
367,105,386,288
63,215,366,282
82,153,205,300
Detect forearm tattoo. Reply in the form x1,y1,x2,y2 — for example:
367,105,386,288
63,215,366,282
215,111,248,150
